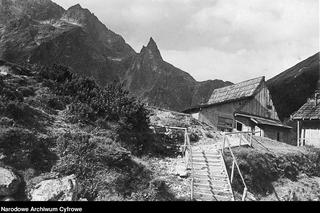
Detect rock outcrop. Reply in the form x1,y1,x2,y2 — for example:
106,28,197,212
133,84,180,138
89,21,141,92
28,174,78,201
0,167,21,196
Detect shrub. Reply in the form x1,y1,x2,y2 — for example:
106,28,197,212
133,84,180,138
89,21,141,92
0,117,14,126
0,127,57,171
189,132,200,142
28,64,153,154
46,96,65,110
149,130,183,158
5,101,32,120
18,86,35,97
53,133,131,200
36,64,73,83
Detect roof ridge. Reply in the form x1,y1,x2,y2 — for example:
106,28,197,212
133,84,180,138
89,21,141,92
214,76,264,92
207,76,265,105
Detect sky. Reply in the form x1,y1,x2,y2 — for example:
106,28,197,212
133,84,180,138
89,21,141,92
53,0,319,83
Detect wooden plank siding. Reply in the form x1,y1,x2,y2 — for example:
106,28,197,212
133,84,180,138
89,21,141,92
199,103,234,128
199,100,247,130
237,81,279,120
299,121,320,147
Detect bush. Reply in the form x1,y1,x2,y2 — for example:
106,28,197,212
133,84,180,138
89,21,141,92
53,133,131,200
5,101,33,121
149,130,183,158
189,132,200,142
0,117,14,126
0,127,57,171
46,96,65,110
28,64,153,155
36,64,73,83
18,86,35,97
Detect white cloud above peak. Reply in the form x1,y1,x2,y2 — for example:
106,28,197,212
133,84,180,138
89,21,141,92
53,0,319,82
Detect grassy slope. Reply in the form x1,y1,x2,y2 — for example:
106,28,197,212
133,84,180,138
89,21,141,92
0,61,184,201
224,137,320,201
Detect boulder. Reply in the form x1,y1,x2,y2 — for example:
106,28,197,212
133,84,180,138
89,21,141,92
2,197,15,201
28,175,78,201
175,164,188,178
246,191,257,201
0,167,21,196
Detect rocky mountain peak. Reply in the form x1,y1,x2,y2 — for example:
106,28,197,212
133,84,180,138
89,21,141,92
0,0,65,23
62,4,93,25
147,37,157,49
140,37,163,61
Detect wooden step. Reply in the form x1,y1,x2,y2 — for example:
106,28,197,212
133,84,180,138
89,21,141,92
193,177,228,182
192,166,225,171
194,179,229,186
192,170,226,175
193,183,231,191
192,158,221,162
193,188,233,196
192,152,220,155
192,151,220,155
192,159,222,163
192,155,221,159
192,163,224,167
193,192,233,201
193,162,223,166
192,170,225,175
192,162,222,166
193,174,228,179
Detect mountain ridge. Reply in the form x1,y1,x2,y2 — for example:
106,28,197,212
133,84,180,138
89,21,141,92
0,0,232,111
267,52,320,121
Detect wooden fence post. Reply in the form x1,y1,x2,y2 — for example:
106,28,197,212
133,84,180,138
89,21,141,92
222,134,226,154
191,178,194,201
242,187,247,201
297,121,300,147
231,160,235,183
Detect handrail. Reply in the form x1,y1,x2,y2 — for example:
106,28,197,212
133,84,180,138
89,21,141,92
153,125,194,200
185,130,194,201
224,131,261,135
222,133,249,201
223,131,261,148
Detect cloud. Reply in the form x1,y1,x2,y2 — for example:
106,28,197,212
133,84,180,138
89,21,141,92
53,0,319,82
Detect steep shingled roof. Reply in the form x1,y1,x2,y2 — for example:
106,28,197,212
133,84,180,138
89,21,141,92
292,99,320,120
207,76,264,105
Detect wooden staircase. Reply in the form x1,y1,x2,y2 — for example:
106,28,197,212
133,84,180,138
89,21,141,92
191,148,235,201
156,125,252,201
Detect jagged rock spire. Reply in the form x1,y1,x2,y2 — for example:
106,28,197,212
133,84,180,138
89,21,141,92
140,37,163,61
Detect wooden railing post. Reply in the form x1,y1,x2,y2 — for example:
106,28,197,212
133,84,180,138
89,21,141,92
222,133,226,155
242,187,248,201
191,178,194,200
231,160,235,183
223,134,249,201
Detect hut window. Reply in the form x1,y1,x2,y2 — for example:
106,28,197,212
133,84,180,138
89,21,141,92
236,122,243,131
277,132,280,141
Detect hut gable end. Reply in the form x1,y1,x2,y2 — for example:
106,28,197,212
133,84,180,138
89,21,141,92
237,81,280,120
207,77,264,105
